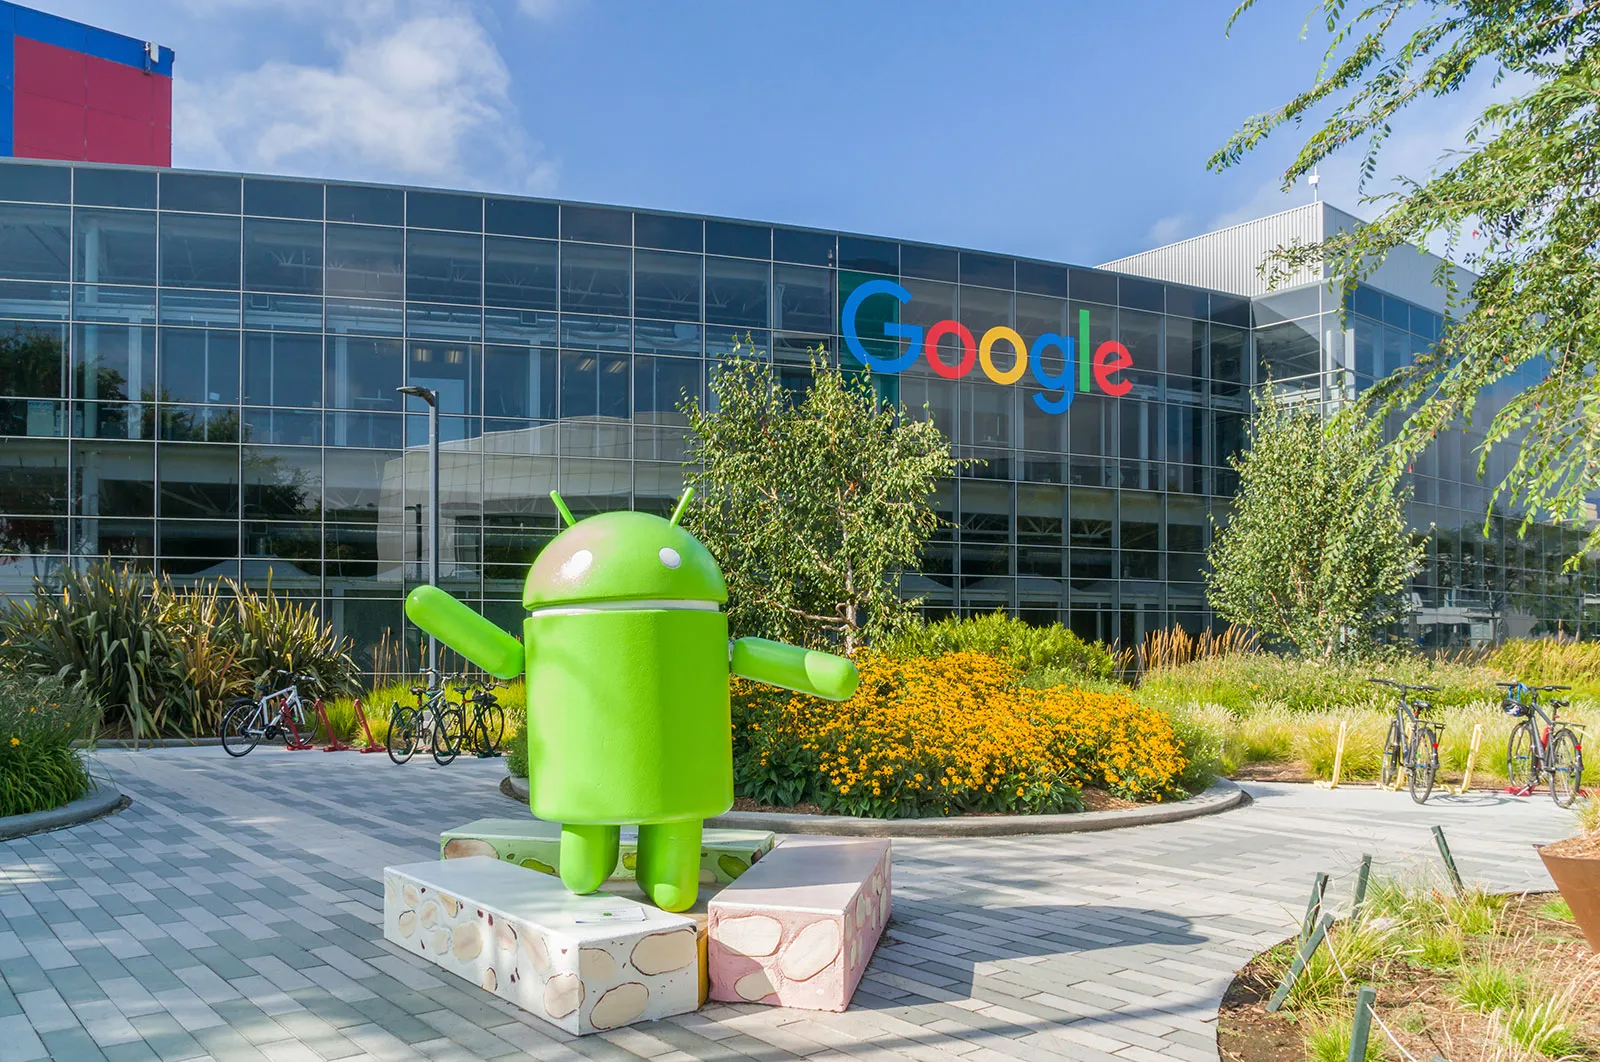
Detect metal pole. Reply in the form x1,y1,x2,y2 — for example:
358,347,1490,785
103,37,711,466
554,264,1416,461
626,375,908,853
1347,985,1376,1062
428,397,439,686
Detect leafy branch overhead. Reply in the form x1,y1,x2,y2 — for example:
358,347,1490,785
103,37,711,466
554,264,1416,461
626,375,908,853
680,341,955,654
1211,0,1600,556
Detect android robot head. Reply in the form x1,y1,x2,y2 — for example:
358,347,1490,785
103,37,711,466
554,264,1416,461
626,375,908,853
404,488,857,912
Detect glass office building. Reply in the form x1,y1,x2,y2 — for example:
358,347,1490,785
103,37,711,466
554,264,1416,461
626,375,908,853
0,160,1586,669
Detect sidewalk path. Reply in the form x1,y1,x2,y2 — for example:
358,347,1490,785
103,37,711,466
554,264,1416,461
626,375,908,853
0,747,1576,1062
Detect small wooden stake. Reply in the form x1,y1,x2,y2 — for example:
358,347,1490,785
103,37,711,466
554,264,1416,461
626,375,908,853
1267,913,1335,1012
1316,721,1349,789
1351,854,1373,917
1433,825,1464,896
1347,985,1376,1062
1455,722,1483,794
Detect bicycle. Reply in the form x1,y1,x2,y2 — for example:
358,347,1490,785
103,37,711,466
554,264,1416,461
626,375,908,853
386,668,466,766
1369,678,1445,804
220,670,318,756
460,678,508,758
1500,682,1585,808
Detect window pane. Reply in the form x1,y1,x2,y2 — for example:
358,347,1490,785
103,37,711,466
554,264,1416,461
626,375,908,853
704,257,768,327
326,184,402,225
961,253,1013,290
633,249,700,322
901,244,957,282
158,443,240,518
560,350,630,419
76,168,155,209
1256,320,1321,380
633,354,699,461
635,213,701,252
773,264,832,334
561,205,630,244
0,164,69,204
159,328,239,404
71,439,154,517
160,173,239,214
0,438,67,515
560,243,629,315
244,219,323,295
408,191,481,231
0,322,66,398
1212,325,1246,383
1119,276,1163,312
705,220,768,259
77,209,156,285
837,236,896,275
1120,309,1162,373
0,204,69,280
485,198,556,239
326,335,402,411
407,340,480,415
243,445,322,519
1016,261,1067,298
159,213,240,289
326,224,403,299
406,230,481,305
485,343,556,420
244,332,322,407
1165,316,1203,378
773,228,833,266
484,236,557,310
244,178,323,219
1070,269,1117,305
73,323,155,402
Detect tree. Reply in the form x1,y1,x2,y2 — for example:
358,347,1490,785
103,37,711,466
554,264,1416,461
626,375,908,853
1205,388,1423,657
681,343,954,653
1210,0,1600,557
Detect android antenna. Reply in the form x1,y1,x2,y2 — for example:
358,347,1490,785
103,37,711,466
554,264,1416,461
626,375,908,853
550,490,576,528
669,487,695,527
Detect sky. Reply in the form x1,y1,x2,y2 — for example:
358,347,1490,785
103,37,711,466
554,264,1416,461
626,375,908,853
33,0,1498,266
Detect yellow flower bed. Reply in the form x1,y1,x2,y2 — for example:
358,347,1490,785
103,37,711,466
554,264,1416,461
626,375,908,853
732,651,1188,818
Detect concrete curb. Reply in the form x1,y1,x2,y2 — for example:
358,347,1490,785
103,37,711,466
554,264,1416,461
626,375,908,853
498,773,1244,837
75,738,222,749
0,784,129,841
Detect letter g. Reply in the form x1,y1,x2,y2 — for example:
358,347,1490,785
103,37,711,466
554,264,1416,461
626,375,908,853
841,279,920,374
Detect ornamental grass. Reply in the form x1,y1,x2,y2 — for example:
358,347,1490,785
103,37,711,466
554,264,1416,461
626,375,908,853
0,676,99,817
732,650,1188,819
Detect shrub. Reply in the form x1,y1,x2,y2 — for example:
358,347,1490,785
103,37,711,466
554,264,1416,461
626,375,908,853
0,561,359,738
1164,703,1230,793
732,651,1187,818
506,719,529,779
0,676,98,816
881,612,1117,684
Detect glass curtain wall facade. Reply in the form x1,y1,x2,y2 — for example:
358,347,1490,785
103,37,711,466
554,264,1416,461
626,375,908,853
0,159,1583,666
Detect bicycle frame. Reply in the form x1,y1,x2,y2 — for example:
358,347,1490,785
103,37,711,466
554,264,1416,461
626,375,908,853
1501,683,1583,796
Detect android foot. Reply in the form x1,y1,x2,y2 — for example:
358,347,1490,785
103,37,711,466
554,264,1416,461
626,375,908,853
559,823,620,893
637,818,703,912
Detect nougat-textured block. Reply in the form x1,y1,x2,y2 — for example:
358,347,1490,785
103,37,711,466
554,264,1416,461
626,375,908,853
382,857,698,1035
707,837,891,1012
440,817,774,884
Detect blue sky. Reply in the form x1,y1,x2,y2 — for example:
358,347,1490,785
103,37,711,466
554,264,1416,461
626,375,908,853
40,1,1488,265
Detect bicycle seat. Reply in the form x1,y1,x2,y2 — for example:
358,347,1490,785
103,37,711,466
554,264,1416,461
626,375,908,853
1412,700,1438,714
408,685,428,696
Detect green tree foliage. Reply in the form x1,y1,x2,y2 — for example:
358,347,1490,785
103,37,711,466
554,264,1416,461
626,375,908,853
681,344,954,653
1205,390,1423,657
1210,0,1600,554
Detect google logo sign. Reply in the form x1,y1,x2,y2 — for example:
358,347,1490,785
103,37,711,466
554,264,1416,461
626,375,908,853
841,279,1133,415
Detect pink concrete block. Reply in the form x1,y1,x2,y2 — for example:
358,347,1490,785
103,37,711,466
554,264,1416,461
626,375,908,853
707,837,891,1012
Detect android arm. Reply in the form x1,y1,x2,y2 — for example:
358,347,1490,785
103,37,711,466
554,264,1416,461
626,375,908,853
404,585,525,679
729,637,859,701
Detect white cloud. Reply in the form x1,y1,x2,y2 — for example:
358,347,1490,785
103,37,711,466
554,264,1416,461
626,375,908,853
174,3,557,193
1145,213,1189,248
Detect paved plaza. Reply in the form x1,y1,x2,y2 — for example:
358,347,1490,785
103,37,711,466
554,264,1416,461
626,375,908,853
0,748,1577,1062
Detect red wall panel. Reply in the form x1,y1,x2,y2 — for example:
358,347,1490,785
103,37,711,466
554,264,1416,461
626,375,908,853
86,108,155,166
86,52,157,121
13,91,86,159
13,37,86,106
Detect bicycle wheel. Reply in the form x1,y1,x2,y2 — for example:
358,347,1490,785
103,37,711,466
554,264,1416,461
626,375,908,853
474,701,506,756
1408,724,1439,804
432,707,464,766
1548,728,1583,808
219,699,261,757
1506,721,1535,791
386,704,418,764
1381,719,1403,788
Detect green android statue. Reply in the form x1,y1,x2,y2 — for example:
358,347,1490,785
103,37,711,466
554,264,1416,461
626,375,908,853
403,488,858,912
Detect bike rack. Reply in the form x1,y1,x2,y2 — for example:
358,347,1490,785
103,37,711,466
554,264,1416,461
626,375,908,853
279,700,315,750
350,698,386,754
312,698,353,752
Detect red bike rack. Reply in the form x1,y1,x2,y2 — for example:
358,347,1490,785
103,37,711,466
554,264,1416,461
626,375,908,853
350,698,386,754
279,700,315,750
312,698,353,752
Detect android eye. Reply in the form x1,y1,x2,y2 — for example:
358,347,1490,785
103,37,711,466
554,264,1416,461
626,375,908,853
658,547,681,569
560,550,593,579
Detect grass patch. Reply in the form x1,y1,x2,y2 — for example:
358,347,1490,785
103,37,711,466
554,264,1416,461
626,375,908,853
1454,961,1527,1013
1413,925,1463,969
1505,993,1583,1058
1537,897,1574,923
1306,1009,1381,1062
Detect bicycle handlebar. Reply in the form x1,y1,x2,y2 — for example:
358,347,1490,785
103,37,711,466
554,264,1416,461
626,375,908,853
1368,678,1439,692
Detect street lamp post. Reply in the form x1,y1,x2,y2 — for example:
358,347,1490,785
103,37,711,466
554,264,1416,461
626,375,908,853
398,385,440,687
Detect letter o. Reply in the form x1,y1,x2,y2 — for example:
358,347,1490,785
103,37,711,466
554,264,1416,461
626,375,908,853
924,320,976,379
979,326,1029,385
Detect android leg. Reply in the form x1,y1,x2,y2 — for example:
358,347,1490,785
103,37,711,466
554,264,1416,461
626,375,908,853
636,817,703,912
559,823,620,894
